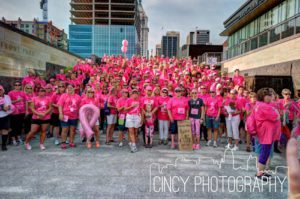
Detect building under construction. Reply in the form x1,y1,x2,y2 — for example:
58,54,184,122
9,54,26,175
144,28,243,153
69,0,145,58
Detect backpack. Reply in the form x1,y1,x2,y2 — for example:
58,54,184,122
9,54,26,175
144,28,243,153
246,105,258,136
104,100,110,116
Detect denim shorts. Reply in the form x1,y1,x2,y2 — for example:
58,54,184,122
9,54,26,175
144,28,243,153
60,119,78,128
170,121,178,134
205,116,220,129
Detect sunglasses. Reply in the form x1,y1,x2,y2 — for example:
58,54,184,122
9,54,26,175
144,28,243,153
26,87,32,90
14,84,21,86
284,93,291,96
58,86,65,88
191,92,197,94
175,90,181,93
200,87,206,89
39,90,46,92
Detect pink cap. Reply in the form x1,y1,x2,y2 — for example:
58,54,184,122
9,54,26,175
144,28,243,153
146,86,152,91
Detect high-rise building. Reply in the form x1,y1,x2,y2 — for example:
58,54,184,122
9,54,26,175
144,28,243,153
186,30,210,45
155,44,162,57
161,31,180,57
1,17,68,50
137,0,149,57
69,0,139,58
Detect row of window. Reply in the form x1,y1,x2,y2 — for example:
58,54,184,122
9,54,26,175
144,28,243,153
226,15,300,59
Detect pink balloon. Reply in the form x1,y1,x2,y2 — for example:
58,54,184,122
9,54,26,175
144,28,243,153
121,46,128,54
79,104,100,139
122,39,128,47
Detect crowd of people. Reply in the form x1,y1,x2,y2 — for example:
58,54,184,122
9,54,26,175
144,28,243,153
0,55,299,180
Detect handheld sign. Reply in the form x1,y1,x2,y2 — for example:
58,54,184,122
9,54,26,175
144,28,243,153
177,120,193,151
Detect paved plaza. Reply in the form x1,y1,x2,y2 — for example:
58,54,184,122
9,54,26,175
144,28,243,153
0,133,290,199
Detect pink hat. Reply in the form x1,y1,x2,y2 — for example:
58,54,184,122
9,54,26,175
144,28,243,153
121,89,129,93
146,86,152,91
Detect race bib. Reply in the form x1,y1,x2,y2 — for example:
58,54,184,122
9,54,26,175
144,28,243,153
177,108,185,114
70,107,74,112
191,108,199,115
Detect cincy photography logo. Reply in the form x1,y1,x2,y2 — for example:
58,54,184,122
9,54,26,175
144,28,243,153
149,149,288,194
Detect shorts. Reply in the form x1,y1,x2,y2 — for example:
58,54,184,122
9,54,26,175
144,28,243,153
170,121,178,135
205,116,220,129
125,114,141,128
0,115,10,130
32,119,51,125
220,114,226,124
50,113,60,127
60,119,78,128
107,114,117,125
239,120,245,129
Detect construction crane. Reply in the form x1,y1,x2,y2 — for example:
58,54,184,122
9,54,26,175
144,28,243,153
40,0,48,22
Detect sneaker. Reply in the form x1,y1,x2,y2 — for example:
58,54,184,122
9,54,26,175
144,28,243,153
69,143,76,148
61,143,67,150
158,140,163,145
213,141,218,148
54,140,60,145
163,140,168,145
13,140,18,146
246,146,251,152
255,173,271,181
225,143,233,149
25,143,32,150
206,140,212,146
40,144,46,150
65,140,69,144
171,144,176,149
232,145,239,151
149,144,153,148
87,142,92,149
18,139,23,145
192,144,196,150
196,144,201,150
131,145,138,153
46,132,53,138
119,142,123,147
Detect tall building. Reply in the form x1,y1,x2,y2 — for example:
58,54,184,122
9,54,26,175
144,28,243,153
1,17,68,50
69,0,139,58
137,0,149,57
186,30,210,45
161,31,180,57
221,0,300,92
155,44,162,57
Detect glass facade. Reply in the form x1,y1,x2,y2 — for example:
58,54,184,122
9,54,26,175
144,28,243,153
162,36,178,57
225,0,300,60
69,24,137,58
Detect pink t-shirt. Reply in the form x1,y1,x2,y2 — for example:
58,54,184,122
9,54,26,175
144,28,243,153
8,90,26,115
157,96,170,121
107,95,118,115
51,93,63,114
57,93,81,120
116,97,128,118
205,96,222,117
80,96,100,107
167,96,189,121
126,97,142,115
278,99,298,121
32,96,52,120
233,75,245,86
141,96,158,111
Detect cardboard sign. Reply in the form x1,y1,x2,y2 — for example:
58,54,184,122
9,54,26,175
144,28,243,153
177,120,193,151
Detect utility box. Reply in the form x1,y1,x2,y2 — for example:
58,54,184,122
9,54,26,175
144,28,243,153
245,76,294,97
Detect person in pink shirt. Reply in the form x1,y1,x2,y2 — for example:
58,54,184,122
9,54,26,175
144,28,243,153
247,88,280,180
205,88,222,148
24,84,34,136
157,88,170,145
232,69,245,87
80,88,100,149
50,82,66,145
22,69,36,89
116,89,129,147
8,81,26,145
167,87,189,149
25,87,52,150
245,92,257,152
124,89,143,153
144,104,155,148
56,69,66,81
105,87,118,145
99,87,109,132
58,84,81,149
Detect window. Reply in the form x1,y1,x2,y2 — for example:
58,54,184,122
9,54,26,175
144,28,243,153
25,24,29,28
20,24,24,28
259,32,268,47
269,26,281,43
296,16,300,33
251,37,258,50
281,19,295,39
286,0,296,18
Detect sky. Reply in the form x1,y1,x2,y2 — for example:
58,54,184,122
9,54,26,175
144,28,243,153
1,0,245,53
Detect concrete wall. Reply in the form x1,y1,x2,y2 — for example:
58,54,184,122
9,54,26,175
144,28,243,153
0,25,79,78
223,34,300,90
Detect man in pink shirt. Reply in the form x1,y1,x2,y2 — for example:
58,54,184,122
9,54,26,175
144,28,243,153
232,69,245,87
